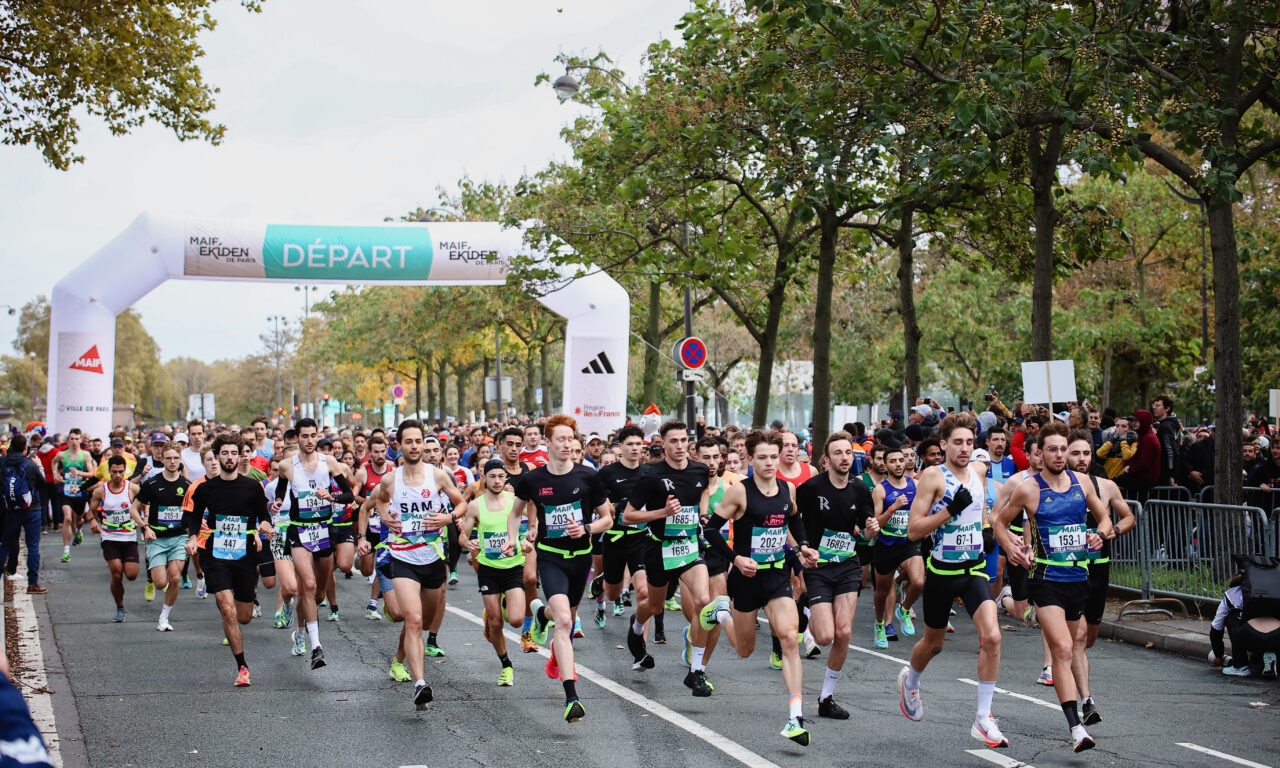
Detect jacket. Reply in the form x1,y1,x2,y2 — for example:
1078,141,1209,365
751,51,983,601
1096,438,1138,480
1126,410,1161,486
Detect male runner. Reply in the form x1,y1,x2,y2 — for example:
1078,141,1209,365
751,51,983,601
355,435,394,619
180,420,207,480
251,417,273,458
872,444,923,648
272,418,355,669
185,434,274,686
1066,431,1134,729
997,421,1111,752
777,430,814,486
264,448,299,629
695,437,735,667
519,425,549,467
366,419,466,709
897,412,1008,750
458,459,527,686
512,414,612,722
796,431,879,719
134,444,190,631
593,425,648,629
700,430,811,745
621,420,716,697
494,427,541,653
52,428,96,561
86,456,139,622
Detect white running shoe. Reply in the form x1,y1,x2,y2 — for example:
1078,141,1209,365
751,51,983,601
1071,724,1095,753
897,667,923,721
971,714,1009,748
156,618,174,632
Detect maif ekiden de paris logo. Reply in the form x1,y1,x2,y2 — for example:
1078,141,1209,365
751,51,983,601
69,345,104,374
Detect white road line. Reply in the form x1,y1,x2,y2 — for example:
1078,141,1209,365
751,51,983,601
1177,743,1274,768
444,605,783,768
964,749,1036,768
11,550,61,767
956,678,1058,711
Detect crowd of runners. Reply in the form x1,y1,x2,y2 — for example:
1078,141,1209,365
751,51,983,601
0,400,1167,756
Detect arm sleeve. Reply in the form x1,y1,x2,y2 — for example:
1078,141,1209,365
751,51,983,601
186,483,205,537
702,515,736,561
787,509,808,549
330,473,355,505
274,476,289,501
251,483,270,526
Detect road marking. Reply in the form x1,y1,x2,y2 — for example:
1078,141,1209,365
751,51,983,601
10,551,61,767
445,605,782,768
964,749,1037,768
1177,743,1274,768
957,678,1058,711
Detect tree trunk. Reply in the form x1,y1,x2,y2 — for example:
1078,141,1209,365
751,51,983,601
524,348,536,415
811,210,838,451
1029,126,1065,362
540,341,553,415
1207,202,1243,507
642,281,662,409
1102,346,1112,409
454,362,467,419
436,361,448,422
897,204,922,407
751,248,791,428
425,361,436,422
481,356,490,417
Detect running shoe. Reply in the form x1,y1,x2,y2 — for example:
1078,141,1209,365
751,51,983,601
424,642,446,658
682,626,694,666
181,577,191,589
366,603,382,621
803,629,820,658
1263,652,1278,680
281,601,295,627
683,669,712,697
654,626,667,644
74,531,82,545
1222,664,1252,676
589,573,605,600
946,621,955,633
113,607,126,623
498,666,514,686
310,646,326,670
818,696,849,719
291,629,307,656
972,714,1009,748
1071,724,1095,753
664,596,682,612
546,649,561,679
144,581,156,602
564,699,586,723
1082,699,1102,726
896,604,915,636
521,630,538,653
414,682,433,710
621,590,632,607
252,600,261,618
781,717,810,746
196,577,207,599
448,571,459,586
572,617,585,639
613,603,626,617
382,604,395,622
530,599,549,646
594,607,607,629
389,660,411,682
627,614,655,670
156,618,174,632
1037,665,1054,686
885,622,898,641
222,638,229,646
874,622,888,649
61,552,70,563
327,608,340,622
234,666,251,687
699,595,730,631
898,667,923,721
769,652,783,670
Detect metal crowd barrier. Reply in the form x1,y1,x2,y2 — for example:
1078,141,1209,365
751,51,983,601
1136,499,1270,607
1199,485,1280,515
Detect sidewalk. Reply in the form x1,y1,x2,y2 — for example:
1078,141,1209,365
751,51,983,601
1096,595,1214,660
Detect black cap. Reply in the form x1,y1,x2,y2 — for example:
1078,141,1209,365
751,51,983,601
483,458,506,475
110,437,126,448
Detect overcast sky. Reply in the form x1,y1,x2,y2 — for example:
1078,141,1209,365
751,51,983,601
0,0,687,362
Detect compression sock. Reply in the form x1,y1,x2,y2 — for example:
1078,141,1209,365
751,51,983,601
904,665,922,691
977,680,996,717
789,693,803,719
523,616,533,632
234,652,246,670
306,620,321,648
536,606,548,626
1062,701,1081,728
498,653,512,669
821,667,841,700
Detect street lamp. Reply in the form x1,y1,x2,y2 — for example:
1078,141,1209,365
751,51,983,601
550,65,630,100
268,315,286,420
28,351,36,420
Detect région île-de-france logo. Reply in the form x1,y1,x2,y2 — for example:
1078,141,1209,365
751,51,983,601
69,345,104,374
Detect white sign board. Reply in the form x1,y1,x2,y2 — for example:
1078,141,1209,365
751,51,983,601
1021,360,1077,406
1270,389,1279,420
484,376,513,403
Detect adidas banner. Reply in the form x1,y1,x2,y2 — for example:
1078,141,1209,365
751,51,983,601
568,336,628,436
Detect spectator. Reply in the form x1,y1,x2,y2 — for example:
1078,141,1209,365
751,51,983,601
1243,435,1263,479
1248,440,1280,491
1183,426,1215,497
1097,416,1138,480
1152,394,1182,486
1010,414,1044,470
1118,409,1160,499
0,434,47,593
1211,568,1280,679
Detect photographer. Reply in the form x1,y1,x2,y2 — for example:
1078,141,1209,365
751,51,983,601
1211,568,1280,679
1096,415,1139,480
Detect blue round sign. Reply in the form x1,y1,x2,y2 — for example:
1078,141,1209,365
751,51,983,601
678,337,707,369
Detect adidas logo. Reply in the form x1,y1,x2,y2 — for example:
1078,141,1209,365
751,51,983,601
69,345,104,374
581,351,615,375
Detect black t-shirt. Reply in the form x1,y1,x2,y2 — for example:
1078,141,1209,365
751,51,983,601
629,459,711,540
135,472,192,538
513,464,606,558
189,474,271,552
597,461,647,532
796,473,873,566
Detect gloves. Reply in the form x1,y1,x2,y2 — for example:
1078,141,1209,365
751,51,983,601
947,486,973,517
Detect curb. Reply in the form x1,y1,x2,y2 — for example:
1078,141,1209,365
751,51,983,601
1097,616,1212,660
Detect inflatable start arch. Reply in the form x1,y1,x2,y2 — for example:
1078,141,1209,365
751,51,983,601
47,213,629,437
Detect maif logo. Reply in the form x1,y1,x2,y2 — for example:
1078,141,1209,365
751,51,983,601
69,345,104,374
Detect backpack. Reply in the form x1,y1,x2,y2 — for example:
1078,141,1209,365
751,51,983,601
1233,554,1280,620
1,458,33,511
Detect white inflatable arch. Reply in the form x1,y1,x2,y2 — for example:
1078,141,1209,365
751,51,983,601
47,213,629,438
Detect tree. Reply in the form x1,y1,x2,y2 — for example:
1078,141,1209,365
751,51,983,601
1,0,262,169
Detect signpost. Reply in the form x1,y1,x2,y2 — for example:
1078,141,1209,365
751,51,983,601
672,336,707,429
1020,360,1077,408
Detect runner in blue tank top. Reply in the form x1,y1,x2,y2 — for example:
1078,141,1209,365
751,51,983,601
997,421,1112,754
871,445,923,649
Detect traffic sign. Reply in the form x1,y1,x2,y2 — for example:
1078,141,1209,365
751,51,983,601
391,384,405,399
672,337,707,370
677,368,707,383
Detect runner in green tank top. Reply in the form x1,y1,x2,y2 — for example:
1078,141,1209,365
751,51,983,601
460,459,528,686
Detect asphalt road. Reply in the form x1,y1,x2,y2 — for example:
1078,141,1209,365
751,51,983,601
24,534,1280,768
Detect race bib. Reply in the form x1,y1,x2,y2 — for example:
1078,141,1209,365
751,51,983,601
663,505,699,539
661,537,699,570
295,489,326,521
750,525,786,563
885,507,910,537
157,505,183,525
62,475,83,497
1045,523,1089,562
519,516,529,538
817,528,856,563
102,506,133,533
482,529,511,559
296,522,330,553
212,514,248,560
934,520,982,562
544,502,583,539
